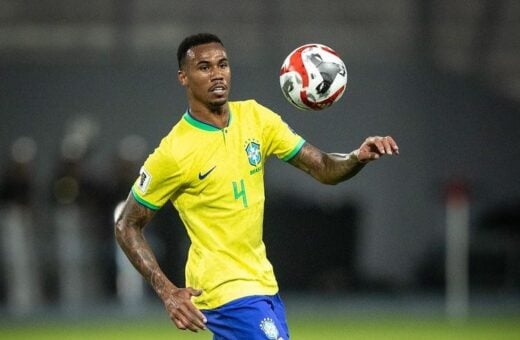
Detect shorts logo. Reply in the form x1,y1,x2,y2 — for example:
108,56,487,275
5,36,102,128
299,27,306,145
137,167,151,193
259,317,281,340
245,140,261,166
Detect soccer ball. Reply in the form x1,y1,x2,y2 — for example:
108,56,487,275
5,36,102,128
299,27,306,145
279,44,347,111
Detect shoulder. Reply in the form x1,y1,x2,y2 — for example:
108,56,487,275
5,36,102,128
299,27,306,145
148,116,188,162
229,99,259,112
229,99,280,120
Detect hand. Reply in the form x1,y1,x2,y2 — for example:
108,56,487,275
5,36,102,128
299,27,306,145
162,287,207,332
356,136,399,163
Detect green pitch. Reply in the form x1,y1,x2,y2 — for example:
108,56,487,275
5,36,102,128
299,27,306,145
2,314,520,340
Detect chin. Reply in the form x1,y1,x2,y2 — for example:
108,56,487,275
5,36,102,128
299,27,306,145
210,97,228,108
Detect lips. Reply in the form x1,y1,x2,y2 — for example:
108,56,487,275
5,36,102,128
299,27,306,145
209,83,227,93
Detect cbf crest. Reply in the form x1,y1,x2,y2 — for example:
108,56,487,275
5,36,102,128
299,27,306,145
245,139,261,167
259,317,283,340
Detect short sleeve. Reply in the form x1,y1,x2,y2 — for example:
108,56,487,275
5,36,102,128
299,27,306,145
131,138,183,210
255,101,305,161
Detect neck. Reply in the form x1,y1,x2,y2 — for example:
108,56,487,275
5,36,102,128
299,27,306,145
188,103,229,129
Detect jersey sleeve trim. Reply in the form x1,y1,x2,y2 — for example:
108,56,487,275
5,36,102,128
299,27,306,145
131,187,161,211
282,138,306,161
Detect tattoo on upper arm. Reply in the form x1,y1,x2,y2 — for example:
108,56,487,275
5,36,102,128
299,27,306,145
121,196,155,230
289,142,326,174
115,194,161,283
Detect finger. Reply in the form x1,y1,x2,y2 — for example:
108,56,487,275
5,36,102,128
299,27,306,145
166,297,206,332
190,314,207,331
187,306,207,329
177,302,207,331
181,307,207,330
385,136,399,154
382,138,394,155
188,288,203,297
185,288,207,324
372,152,381,160
175,312,202,333
365,152,380,161
372,139,386,155
363,137,379,153
173,316,187,330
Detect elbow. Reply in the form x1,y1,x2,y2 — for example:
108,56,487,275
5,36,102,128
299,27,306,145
319,177,342,185
113,201,126,245
114,220,126,246
312,172,342,185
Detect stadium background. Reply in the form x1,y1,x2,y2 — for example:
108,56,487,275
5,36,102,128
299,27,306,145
1,0,519,338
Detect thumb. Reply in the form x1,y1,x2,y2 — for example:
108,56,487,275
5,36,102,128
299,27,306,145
187,288,203,297
355,148,375,163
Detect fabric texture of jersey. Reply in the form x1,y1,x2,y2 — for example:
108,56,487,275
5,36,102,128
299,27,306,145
131,100,305,309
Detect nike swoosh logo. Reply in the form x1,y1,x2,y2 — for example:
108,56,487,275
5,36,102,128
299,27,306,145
198,166,216,180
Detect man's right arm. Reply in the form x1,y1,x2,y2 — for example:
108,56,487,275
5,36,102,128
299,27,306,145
114,193,207,332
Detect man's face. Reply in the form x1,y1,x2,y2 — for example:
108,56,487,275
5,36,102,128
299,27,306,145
178,42,231,109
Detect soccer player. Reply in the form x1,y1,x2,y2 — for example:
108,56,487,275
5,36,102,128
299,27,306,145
115,33,399,339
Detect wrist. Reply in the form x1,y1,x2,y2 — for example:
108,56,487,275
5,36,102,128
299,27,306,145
150,269,177,298
350,149,368,164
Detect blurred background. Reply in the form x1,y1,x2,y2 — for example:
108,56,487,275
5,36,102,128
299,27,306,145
1,0,519,335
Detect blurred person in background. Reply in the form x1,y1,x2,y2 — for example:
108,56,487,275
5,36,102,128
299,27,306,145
110,135,149,306
115,33,399,339
0,137,41,314
50,115,110,307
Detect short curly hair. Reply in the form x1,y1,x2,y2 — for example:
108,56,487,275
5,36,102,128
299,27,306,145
177,33,224,69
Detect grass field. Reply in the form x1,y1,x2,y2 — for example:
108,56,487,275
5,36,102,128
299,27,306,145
2,314,520,339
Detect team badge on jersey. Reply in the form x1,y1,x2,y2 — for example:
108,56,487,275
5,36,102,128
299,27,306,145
259,317,283,340
245,140,261,167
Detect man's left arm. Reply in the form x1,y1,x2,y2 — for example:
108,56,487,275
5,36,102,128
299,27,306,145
288,136,399,185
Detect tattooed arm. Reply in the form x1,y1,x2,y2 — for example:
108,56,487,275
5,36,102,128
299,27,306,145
289,136,399,185
115,193,207,332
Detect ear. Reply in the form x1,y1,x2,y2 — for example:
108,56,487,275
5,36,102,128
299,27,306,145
178,69,188,87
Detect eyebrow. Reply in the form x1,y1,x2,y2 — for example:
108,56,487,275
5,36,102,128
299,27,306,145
195,57,228,66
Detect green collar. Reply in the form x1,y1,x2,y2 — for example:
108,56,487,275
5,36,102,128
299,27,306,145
183,110,232,131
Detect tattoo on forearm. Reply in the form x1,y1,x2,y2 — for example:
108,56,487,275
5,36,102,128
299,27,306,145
289,143,365,184
115,196,172,296
151,268,168,295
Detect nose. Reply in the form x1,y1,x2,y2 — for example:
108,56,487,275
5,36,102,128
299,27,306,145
210,65,224,80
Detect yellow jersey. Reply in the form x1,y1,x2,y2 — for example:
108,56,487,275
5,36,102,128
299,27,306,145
131,99,305,309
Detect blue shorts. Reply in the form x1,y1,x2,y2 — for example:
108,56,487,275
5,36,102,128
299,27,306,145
202,294,289,340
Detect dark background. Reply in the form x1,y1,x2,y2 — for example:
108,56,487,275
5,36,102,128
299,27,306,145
1,0,519,313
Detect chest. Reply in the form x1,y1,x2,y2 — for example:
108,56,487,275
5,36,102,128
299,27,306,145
178,124,266,207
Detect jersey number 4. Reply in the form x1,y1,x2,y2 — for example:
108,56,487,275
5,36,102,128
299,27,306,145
232,179,248,208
